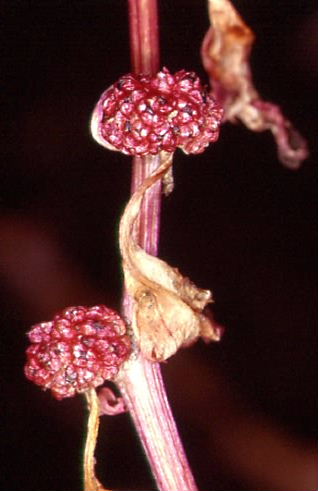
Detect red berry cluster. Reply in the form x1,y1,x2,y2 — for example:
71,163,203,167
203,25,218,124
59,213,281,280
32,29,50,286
24,305,131,399
93,67,223,156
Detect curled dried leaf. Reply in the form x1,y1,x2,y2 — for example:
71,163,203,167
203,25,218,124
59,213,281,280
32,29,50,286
202,0,309,169
98,386,127,416
119,152,221,361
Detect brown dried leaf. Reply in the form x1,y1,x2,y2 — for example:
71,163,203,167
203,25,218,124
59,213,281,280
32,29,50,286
202,0,309,169
84,389,112,491
119,152,221,361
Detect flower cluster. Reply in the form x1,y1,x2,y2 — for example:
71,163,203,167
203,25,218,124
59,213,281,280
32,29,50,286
91,67,223,156
24,305,131,399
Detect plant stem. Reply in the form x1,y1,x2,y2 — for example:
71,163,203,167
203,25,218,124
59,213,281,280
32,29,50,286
118,354,198,491
128,0,160,76
117,1,198,490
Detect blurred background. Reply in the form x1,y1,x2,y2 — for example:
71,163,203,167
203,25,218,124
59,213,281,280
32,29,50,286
1,1,317,490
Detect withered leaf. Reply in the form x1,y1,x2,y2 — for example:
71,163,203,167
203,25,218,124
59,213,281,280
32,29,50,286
202,0,308,169
84,389,112,491
119,152,221,362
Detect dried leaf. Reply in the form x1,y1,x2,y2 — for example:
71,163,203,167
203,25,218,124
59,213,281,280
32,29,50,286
98,387,127,416
84,389,112,491
119,152,221,361
202,0,309,169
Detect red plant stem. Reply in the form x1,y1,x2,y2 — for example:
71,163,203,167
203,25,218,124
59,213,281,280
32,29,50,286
118,354,198,491
117,1,198,490
128,0,160,76
129,0,161,255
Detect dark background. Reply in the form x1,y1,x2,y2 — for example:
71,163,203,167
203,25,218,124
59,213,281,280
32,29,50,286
1,1,317,490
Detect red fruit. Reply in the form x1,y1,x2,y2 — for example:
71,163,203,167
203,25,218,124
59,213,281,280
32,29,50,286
24,305,131,399
91,67,223,156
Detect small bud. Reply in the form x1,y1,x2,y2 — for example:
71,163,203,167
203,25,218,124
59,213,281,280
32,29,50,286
24,305,131,399
91,67,223,156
